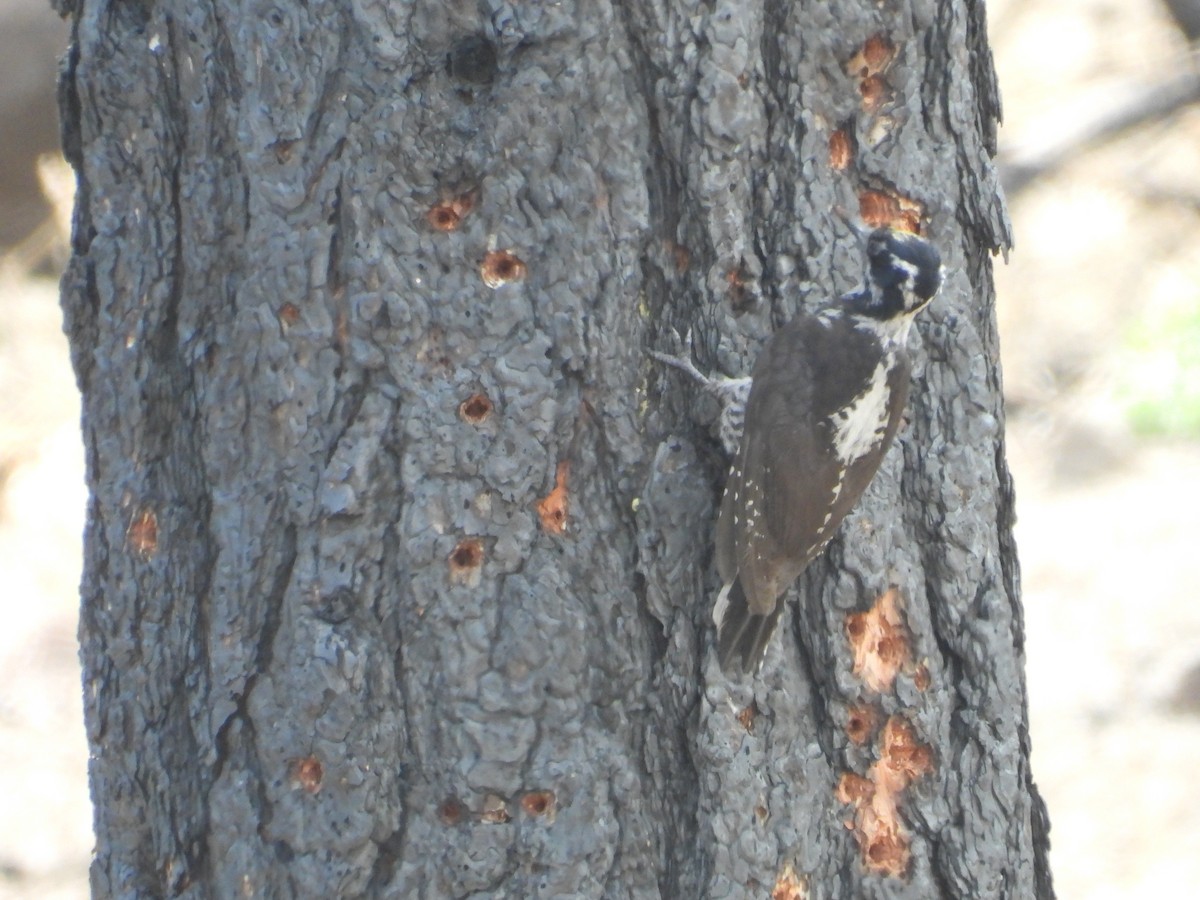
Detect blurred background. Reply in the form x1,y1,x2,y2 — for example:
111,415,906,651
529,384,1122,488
1,0,1198,896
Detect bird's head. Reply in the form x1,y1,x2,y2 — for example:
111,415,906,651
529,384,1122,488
836,214,944,323
864,228,943,314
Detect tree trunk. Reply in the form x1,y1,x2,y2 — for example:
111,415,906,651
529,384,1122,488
59,0,1053,897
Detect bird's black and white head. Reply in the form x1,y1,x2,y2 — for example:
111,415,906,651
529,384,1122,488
866,228,943,309
841,225,944,330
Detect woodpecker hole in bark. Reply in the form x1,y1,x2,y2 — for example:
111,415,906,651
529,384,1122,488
520,791,556,819
770,863,807,900
277,302,301,327
427,192,476,232
846,34,897,79
913,663,932,692
845,704,880,745
735,702,758,733
288,756,324,795
536,461,570,535
459,392,494,424
448,538,485,585
835,772,875,806
426,203,461,232
858,75,892,113
126,508,159,559
480,250,527,288
438,796,466,826
857,190,923,234
846,587,912,693
829,128,854,170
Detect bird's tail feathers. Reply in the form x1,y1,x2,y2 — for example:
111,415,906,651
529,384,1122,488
714,579,782,676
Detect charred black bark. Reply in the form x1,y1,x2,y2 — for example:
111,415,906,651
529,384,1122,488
61,1,1051,897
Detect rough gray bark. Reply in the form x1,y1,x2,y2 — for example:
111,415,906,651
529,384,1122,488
59,0,1052,898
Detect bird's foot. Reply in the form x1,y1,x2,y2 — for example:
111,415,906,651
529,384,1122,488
648,328,713,387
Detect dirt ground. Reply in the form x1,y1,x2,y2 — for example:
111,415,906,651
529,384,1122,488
2,0,1199,897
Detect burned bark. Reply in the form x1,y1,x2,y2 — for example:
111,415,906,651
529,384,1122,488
60,0,1051,897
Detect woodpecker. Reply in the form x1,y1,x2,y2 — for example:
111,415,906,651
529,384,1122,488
653,225,943,675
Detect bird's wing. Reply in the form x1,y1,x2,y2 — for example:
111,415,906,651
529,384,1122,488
749,317,845,568
714,318,822,615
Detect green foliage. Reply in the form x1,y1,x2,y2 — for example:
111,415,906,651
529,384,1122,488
1122,298,1200,438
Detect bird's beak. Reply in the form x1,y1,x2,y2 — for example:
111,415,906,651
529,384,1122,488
833,206,871,243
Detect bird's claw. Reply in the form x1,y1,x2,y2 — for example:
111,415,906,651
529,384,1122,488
648,328,710,387
656,326,693,355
